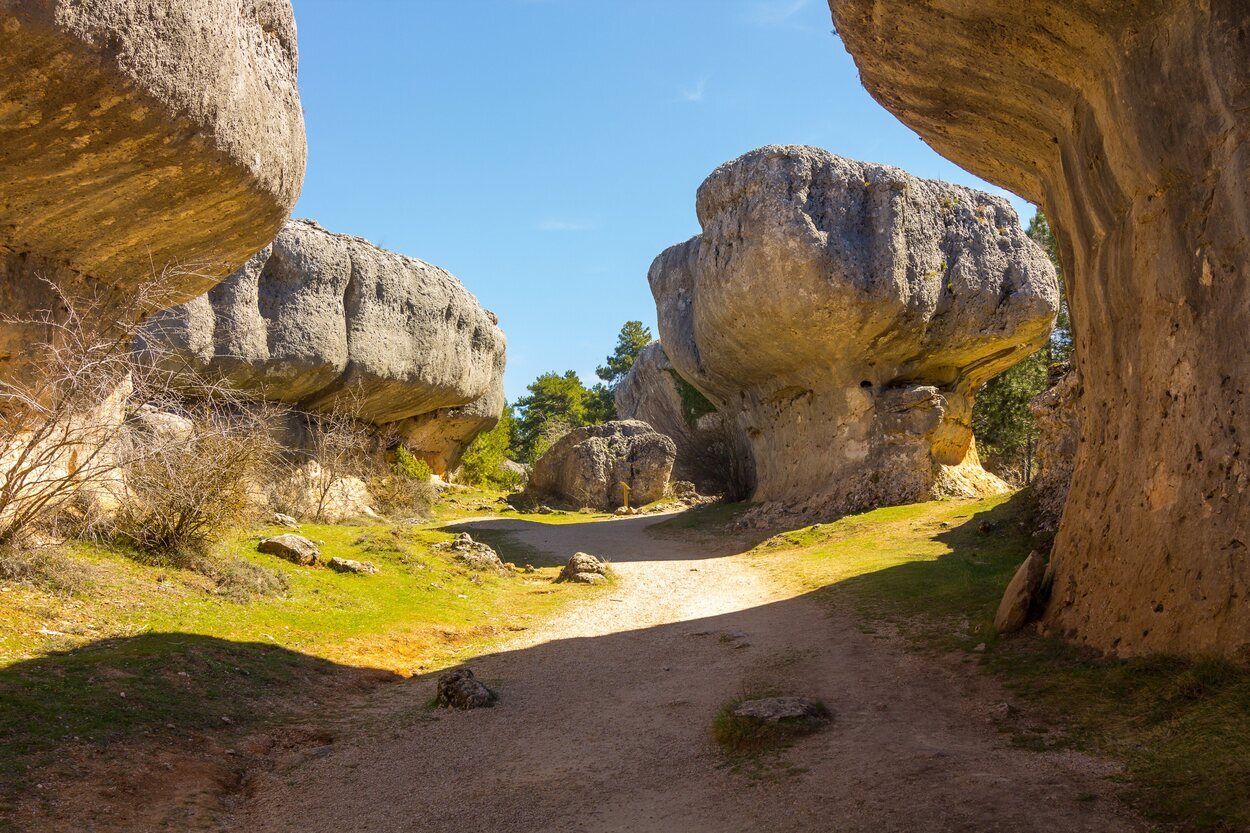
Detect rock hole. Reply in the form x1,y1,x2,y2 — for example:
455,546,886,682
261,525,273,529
860,380,873,389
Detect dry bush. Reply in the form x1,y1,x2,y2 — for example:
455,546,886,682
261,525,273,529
368,469,436,520
0,275,201,550
110,401,282,558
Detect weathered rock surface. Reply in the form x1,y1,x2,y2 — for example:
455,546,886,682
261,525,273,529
0,0,306,374
995,551,1046,635
829,1,1250,659
557,551,607,584
327,557,378,575
435,533,504,573
528,421,676,510
615,342,743,495
1028,366,1080,534
258,533,319,567
729,697,830,725
436,668,495,710
649,146,1057,517
141,219,506,474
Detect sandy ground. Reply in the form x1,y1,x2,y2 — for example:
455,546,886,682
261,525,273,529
228,513,1145,833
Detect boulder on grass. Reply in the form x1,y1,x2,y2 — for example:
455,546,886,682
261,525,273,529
729,697,830,725
328,557,378,575
435,533,505,573
258,534,320,567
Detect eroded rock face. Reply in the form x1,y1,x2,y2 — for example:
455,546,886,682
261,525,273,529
649,146,1057,517
0,0,307,372
528,421,676,510
829,1,1250,659
142,219,507,474
615,342,742,495
1029,366,1080,533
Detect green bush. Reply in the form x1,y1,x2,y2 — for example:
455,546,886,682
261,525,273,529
393,445,432,480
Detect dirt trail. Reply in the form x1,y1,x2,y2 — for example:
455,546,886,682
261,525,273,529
234,513,1143,833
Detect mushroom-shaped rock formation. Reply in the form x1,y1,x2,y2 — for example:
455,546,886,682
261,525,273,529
615,341,744,496
528,421,677,511
141,219,506,474
0,0,306,373
829,1,1250,659
649,145,1058,517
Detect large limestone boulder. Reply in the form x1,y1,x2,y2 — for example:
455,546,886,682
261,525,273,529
615,342,744,495
141,219,507,474
649,146,1058,517
0,0,306,373
829,1,1250,659
528,421,676,510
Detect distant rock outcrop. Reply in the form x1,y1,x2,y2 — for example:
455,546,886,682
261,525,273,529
830,1,1250,659
141,219,506,475
528,421,676,510
649,146,1058,518
0,0,306,375
615,342,743,495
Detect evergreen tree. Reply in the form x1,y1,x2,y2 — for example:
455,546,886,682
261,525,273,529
513,370,589,461
596,321,653,388
972,210,1069,483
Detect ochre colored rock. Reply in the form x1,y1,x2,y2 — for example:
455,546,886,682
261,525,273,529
1029,366,1081,533
0,0,306,373
830,0,1250,659
995,551,1046,635
141,219,506,474
649,146,1057,518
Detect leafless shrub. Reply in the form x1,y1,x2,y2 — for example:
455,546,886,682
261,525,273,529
109,400,283,558
0,275,193,550
268,389,382,522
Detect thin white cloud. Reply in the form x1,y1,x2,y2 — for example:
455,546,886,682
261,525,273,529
678,76,708,103
742,0,821,30
537,219,594,232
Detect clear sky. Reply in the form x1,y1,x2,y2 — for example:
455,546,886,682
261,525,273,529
289,0,1036,402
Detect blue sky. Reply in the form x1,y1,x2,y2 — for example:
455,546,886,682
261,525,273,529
289,0,1035,402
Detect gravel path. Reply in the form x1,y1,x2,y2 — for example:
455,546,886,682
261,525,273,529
235,513,1144,833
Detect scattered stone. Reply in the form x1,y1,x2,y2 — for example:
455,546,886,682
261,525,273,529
972,643,987,653
327,557,378,575
435,668,495,710
522,564,537,573
558,552,608,584
438,533,505,572
995,551,1047,634
258,534,320,566
729,697,830,725
273,513,301,529
977,521,998,534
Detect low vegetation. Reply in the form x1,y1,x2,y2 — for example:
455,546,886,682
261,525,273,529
711,695,830,758
0,499,589,798
678,494,1250,832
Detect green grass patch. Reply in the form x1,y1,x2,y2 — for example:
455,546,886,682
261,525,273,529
711,696,830,758
748,493,1250,832
0,516,579,792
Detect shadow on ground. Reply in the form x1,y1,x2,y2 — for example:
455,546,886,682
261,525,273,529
7,495,1213,833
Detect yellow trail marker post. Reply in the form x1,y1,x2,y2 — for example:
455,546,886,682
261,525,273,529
619,481,630,510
